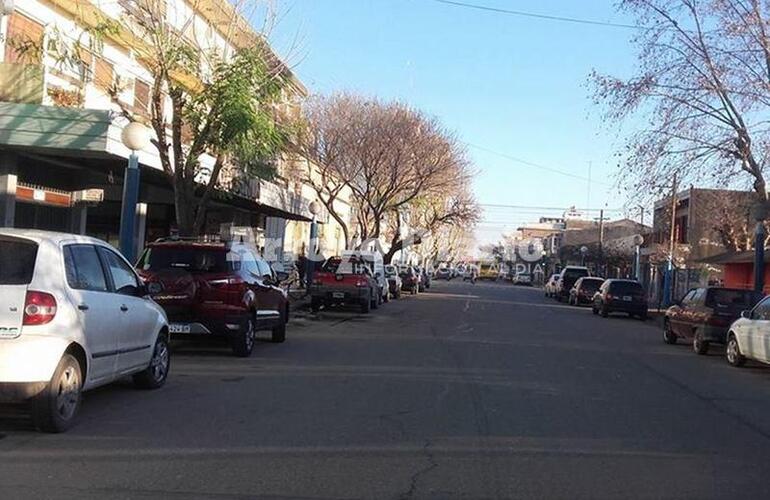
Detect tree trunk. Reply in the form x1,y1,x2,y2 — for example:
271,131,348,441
383,239,403,264
175,181,196,236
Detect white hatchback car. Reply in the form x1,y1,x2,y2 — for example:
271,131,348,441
0,229,170,432
725,295,770,368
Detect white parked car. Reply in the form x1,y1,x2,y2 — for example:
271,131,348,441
0,230,170,432
544,274,560,297
725,296,770,368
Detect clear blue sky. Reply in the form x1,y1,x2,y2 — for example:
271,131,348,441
270,0,641,246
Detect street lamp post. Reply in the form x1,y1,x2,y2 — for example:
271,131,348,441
632,234,644,281
118,122,149,263
580,246,588,267
305,201,321,291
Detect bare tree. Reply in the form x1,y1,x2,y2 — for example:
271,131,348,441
382,186,478,264
300,93,478,257
299,94,361,249
592,0,770,206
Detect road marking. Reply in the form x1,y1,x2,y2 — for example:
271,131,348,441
0,442,705,461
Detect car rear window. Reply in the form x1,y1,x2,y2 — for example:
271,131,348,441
563,269,589,280
581,279,603,292
0,237,38,285
706,289,761,310
138,246,231,273
609,281,643,293
323,258,367,275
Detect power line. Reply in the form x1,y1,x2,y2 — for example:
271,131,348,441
431,0,645,31
479,203,622,212
465,142,615,187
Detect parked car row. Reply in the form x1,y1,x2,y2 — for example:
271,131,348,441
661,287,770,369
545,267,649,321
0,229,299,433
309,252,432,312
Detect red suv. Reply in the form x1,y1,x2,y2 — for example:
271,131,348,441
136,238,289,357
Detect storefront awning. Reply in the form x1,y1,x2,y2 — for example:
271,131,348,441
0,102,311,222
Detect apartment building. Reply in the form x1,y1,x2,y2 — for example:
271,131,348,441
0,0,353,262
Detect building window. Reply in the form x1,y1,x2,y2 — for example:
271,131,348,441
134,79,150,114
4,13,45,64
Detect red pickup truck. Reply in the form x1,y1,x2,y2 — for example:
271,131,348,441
310,256,380,313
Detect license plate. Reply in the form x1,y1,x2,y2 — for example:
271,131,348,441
169,323,191,334
332,292,345,299
623,296,632,302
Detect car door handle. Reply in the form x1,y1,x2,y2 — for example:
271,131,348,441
120,305,129,312
77,304,89,311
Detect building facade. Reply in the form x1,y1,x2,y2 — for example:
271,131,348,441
0,0,353,264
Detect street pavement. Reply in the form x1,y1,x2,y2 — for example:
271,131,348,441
3,280,770,499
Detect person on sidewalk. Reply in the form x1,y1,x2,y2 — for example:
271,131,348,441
296,254,308,288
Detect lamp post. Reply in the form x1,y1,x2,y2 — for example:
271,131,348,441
118,122,149,263
305,200,321,290
632,234,644,281
580,246,588,267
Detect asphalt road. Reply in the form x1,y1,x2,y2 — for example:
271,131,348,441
3,280,770,499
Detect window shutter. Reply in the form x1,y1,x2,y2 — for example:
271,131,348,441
134,79,150,113
94,57,114,91
4,13,45,64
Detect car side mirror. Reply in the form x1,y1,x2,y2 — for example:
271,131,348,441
741,310,751,319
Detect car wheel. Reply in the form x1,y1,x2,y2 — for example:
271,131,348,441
271,314,287,343
692,330,709,355
134,334,171,389
726,333,746,367
662,320,677,344
231,315,256,357
361,295,371,314
32,353,82,433
601,305,609,318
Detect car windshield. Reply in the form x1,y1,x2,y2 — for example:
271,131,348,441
706,289,761,310
0,237,38,284
137,246,230,273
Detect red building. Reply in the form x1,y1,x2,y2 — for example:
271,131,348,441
701,251,770,293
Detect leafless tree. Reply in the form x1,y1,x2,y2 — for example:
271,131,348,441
300,93,478,259
592,0,770,206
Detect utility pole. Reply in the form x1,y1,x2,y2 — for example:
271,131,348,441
598,208,604,276
662,173,678,307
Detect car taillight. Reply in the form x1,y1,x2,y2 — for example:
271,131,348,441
23,291,57,326
356,280,368,287
208,277,244,287
313,278,323,285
